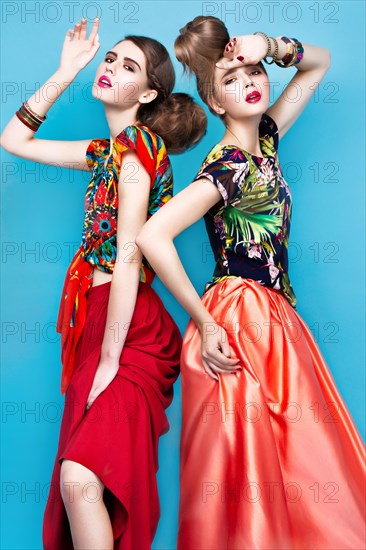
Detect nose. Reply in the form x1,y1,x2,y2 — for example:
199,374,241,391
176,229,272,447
105,62,113,74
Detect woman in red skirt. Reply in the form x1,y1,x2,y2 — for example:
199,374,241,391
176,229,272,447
1,17,207,550
137,16,366,550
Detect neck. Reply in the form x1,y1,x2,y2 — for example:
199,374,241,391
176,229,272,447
103,103,140,150
223,114,264,156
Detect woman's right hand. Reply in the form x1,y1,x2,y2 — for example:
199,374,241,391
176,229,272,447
200,321,243,381
59,17,100,76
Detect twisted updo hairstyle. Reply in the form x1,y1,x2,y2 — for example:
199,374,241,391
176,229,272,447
174,16,267,122
114,35,207,154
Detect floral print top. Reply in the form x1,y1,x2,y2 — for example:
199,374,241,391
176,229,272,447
192,112,297,308
84,124,173,283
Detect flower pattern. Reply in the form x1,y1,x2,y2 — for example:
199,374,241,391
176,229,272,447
193,112,297,308
83,124,173,282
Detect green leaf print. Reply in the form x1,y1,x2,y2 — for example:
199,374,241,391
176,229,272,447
223,204,283,250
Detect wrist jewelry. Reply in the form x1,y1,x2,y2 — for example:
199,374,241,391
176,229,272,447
254,32,279,64
15,101,46,132
275,36,304,68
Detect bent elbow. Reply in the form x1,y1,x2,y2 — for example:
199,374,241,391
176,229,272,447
324,48,332,68
135,229,149,254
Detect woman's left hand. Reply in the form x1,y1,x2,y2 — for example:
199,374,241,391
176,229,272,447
85,356,120,410
215,34,268,69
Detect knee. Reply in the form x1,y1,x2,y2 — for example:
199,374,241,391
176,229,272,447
60,459,105,509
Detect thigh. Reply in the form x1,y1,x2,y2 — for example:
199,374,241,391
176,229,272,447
60,459,105,501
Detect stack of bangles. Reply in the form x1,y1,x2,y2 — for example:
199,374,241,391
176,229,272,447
254,32,304,67
15,101,46,131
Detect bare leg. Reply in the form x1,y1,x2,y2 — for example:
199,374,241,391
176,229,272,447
60,459,114,549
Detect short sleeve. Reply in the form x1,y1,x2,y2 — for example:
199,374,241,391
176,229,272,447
259,112,279,153
85,138,103,170
114,125,159,188
192,156,242,208
115,124,173,217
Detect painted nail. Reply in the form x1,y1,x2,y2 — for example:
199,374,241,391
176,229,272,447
237,56,244,62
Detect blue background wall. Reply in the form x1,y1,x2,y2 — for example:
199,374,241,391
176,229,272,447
1,1,365,548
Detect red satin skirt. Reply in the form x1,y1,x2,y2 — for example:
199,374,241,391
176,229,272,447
178,277,366,550
43,280,182,549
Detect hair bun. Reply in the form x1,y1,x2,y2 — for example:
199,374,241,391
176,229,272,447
142,92,207,155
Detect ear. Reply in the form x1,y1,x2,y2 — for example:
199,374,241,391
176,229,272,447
208,96,225,116
139,88,158,104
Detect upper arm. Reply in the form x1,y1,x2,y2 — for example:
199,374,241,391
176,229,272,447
137,176,222,243
266,62,331,141
2,137,94,172
115,149,152,264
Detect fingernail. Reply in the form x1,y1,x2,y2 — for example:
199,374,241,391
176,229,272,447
237,56,244,62
233,37,237,42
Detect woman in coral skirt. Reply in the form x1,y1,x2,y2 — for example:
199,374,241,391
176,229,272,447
0,16,207,549
137,16,366,550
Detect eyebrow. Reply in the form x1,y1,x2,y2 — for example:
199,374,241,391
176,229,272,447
105,51,141,70
220,64,261,81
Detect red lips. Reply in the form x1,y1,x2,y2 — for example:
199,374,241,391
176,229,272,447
98,75,112,87
245,91,261,101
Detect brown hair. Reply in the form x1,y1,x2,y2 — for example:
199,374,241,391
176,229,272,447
114,35,207,154
174,16,267,122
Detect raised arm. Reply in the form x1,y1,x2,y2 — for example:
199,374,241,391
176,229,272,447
216,34,331,141
0,17,100,171
265,38,331,140
136,178,242,381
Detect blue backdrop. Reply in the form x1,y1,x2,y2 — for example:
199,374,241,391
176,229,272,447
1,1,365,548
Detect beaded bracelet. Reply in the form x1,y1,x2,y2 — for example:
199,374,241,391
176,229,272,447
254,31,280,64
253,32,304,68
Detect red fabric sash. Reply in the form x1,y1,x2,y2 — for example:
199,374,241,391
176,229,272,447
56,244,93,394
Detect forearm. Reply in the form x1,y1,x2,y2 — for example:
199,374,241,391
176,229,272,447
1,66,78,148
100,261,142,361
139,236,216,333
269,36,330,71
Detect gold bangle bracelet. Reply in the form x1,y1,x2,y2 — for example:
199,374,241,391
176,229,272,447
278,40,299,67
23,101,46,122
18,105,43,129
16,110,40,131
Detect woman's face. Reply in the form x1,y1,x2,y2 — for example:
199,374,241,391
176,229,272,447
92,39,157,107
211,60,270,120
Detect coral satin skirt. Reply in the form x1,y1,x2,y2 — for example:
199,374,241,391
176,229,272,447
178,277,365,550
42,280,182,550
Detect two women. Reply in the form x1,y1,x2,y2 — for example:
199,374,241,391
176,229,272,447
136,15,366,550
1,17,206,549
2,13,364,550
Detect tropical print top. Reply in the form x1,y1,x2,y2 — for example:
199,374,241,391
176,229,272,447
192,112,297,308
84,124,173,282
